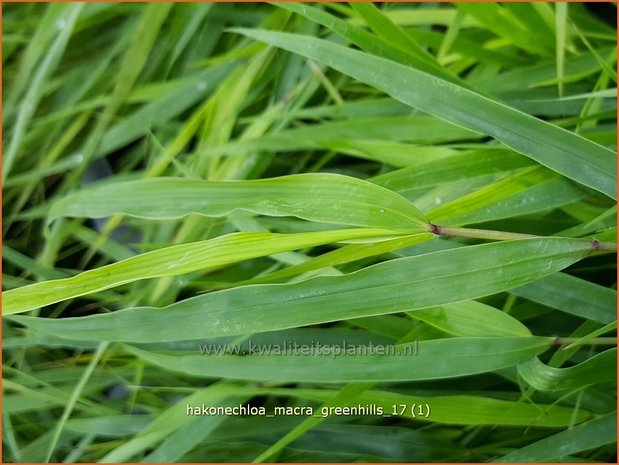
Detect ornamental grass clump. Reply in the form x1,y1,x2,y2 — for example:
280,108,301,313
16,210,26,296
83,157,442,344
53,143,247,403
2,2,617,463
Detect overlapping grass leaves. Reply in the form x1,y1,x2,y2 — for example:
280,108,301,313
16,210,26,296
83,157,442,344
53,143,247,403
3,3,616,463
10,238,593,342
232,28,617,199
7,172,430,314
3,228,428,315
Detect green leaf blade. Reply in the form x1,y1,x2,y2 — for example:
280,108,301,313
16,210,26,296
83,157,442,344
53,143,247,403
4,229,421,315
232,28,617,199
123,337,552,383
496,411,617,462
10,238,594,342
518,349,617,391
49,173,429,230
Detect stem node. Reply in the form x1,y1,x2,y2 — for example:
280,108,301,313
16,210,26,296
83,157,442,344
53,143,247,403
429,223,443,236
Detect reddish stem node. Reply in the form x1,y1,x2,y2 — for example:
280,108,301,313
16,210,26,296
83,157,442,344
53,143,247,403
429,223,443,236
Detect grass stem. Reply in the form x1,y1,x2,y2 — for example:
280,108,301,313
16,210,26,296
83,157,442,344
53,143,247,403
429,224,618,252
554,337,617,346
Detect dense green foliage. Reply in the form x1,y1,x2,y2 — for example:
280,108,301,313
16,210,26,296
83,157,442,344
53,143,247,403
2,2,617,463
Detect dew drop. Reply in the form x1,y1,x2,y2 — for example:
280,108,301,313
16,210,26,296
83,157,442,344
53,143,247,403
196,80,208,92
56,18,66,30
379,208,385,214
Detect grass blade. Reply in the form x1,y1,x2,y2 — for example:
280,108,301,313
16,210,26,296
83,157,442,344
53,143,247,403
3,3,84,182
232,28,616,199
518,349,617,391
100,386,240,462
253,383,371,462
410,300,531,337
275,2,459,85
555,2,568,97
10,238,595,342
4,228,415,315
44,341,109,462
245,386,593,427
49,173,428,230
124,337,552,382
511,272,617,324
496,411,617,462
65,2,174,188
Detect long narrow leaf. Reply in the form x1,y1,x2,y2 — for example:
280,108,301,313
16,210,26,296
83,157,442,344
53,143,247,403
496,412,617,462
124,337,552,382
241,386,593,427
410,300,531,337
49,173,428,230
232,28,616,199
4,228,418,315
511,272,616,324
518,349,617,391
10,238,594,342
